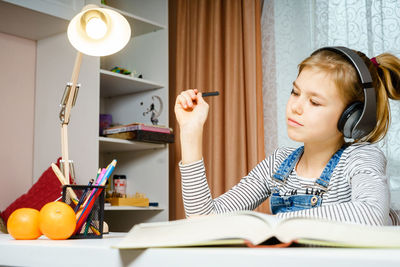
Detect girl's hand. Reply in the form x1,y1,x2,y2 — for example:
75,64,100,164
175,89,209,131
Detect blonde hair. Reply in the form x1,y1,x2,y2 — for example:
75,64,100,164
298,49,400,143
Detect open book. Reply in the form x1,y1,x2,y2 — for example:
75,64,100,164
114,210,400,249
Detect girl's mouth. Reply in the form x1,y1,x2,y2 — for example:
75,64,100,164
287,118,303,127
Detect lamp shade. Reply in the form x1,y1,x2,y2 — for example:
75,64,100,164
67,5,131,56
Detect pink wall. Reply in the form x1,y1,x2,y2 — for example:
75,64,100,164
0,32,35,211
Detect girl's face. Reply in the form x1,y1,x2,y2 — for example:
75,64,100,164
286,67,347,145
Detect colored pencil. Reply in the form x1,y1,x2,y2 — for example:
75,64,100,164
77,161,116,225
78,168,106,210
74,179,94,213
74,160,117,234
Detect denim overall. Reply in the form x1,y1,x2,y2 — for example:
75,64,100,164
270,146,345,214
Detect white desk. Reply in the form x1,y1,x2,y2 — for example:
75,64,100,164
1,233,400,267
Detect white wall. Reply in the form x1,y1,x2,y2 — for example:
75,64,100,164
34,32,99,185
0,32,36,211
0,0,100,213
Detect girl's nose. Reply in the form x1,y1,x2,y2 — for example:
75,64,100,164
291,99,303,115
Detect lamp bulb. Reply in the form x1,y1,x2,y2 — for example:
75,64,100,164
86,17,107,40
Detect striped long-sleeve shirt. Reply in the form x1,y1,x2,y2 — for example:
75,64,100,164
179,143,390,225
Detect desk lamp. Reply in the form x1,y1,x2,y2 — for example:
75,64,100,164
59,5,131,181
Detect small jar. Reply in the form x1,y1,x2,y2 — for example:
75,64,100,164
113,175,127,196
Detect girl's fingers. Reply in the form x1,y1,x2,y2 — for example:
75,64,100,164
197,92,205,103
176,89,201,109
177,93,194,109
176,95,187,109
187,89,197,100
181,92,194,108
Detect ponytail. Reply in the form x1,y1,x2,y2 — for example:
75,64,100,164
375,53,400,100
364,52,400,143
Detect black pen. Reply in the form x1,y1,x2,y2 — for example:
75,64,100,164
202,91,220,97
74,179,94,213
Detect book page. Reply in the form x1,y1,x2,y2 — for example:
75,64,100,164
243,210,282,228
114,211,281,249
275,217,400,248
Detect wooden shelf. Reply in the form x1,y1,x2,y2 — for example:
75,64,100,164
100,69,164,97
104,205,163,211
99,136,165,153
100,4,165,37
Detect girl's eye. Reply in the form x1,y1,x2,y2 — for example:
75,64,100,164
310,99,320,106
291,88,299,96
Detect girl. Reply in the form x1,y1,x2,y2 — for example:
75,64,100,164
175,46,400,226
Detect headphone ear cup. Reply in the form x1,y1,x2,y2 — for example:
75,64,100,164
338,102,363,138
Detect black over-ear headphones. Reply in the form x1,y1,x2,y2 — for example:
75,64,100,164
311,46,377,140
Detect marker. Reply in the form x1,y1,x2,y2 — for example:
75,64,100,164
202,91,219,97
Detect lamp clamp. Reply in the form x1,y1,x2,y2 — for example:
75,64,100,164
59,82,80,124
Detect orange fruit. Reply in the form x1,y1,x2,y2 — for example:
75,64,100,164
7,208,42,240
39,201,76,240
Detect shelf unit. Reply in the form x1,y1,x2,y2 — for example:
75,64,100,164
99,4,165,36
99,137,165,153
98,0,169,232
105,205,164,211
100,69,164,97
27,0,168,233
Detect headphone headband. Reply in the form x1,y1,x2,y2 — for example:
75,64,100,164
311,46,377,139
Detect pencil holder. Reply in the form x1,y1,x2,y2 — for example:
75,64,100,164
62,185,105,239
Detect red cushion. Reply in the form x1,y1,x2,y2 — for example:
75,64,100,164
1,158,72,224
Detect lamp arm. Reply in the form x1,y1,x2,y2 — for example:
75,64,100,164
60,51,83,182
61,124,70,182
64,51,82,124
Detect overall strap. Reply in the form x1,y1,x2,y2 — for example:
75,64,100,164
314,146,346,189
272,146,304,183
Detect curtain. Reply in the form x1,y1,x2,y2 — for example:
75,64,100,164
261,0,400,210
169,0,265,220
